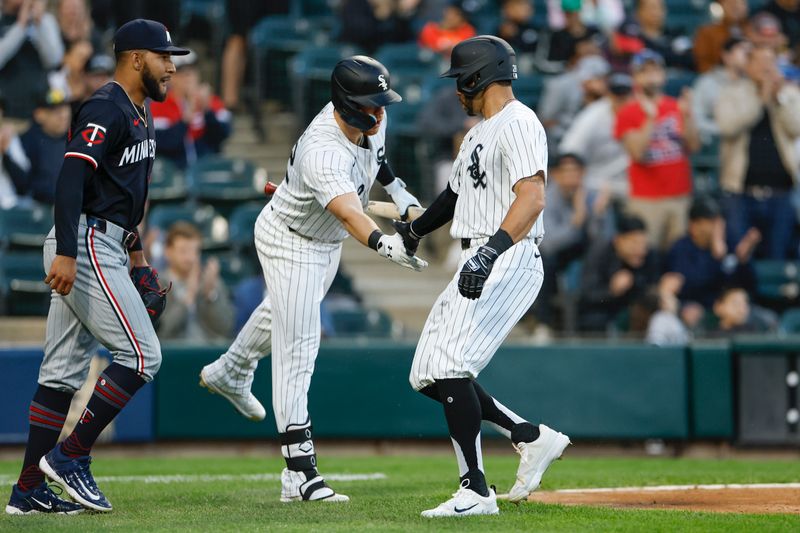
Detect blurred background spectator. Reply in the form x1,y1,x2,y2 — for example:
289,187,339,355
547,0,624,34
610,0,694,70
151,50,232,169
533,153,612,334
694,0,750,73
661,197,759,329
0,0,64,119
221,0,289,110
18,86,70,205
757,0,800,47
0,91,29,208
715,44,800,259
578,214,660,332
158,222,234,342
497,0,541,55
539,53,609,153
616,49,700,251
710,286,762,335
339,0,421,54
545,0,602,64
57,0,102,52
418,0,475,56
693,36,750,142
559,71,631,200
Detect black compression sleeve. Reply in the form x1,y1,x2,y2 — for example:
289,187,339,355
408,184,458,237
54,157,93,258
376,160,396,187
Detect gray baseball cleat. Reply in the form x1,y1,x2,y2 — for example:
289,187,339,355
199,365,266,421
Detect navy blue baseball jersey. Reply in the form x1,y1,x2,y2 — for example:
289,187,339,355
55,82,155,257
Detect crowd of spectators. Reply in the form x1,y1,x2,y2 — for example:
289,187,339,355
2,0,800,343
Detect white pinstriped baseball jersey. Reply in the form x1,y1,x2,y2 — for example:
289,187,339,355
448,100,548,242
268,102,388,242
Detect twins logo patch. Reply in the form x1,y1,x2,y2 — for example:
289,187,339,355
467,144,487,189
81,123,107,146
79,407,94,425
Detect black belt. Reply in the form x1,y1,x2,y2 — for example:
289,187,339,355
85,215,138,249
461,238,477,250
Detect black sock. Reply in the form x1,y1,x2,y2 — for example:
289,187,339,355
420,382,540,443
60,363,146,457
473,381,540,443
436,378,488,497
17,386,73,492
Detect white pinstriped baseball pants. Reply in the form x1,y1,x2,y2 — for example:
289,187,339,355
409,239,543,390
39,222,161,392
229,206,341,433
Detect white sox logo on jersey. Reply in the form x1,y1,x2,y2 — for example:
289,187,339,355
378,75,388,91
81,123,107,147
467,144,487,189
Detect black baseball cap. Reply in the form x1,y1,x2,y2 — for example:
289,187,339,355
689,196,721,220
113,19,189,55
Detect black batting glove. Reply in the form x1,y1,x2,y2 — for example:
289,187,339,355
393,220,420,255
458,245,499,299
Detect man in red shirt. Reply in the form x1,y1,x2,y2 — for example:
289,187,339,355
418,1,476,56
615,49,700,250
150,50,231,168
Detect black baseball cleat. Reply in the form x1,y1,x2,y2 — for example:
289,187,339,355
5,482,83,515
39,447,112,512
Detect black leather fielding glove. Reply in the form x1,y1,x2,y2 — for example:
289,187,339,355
392,220,420,255
458,245,499,299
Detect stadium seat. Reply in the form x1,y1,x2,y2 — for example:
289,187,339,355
664,71,697,98
0,204,53,249
249,15,331,104
206,250,259,288
754,260,800,303
188,156,266,208
228,202,266,249
290,44,363,126
292,0,335,18
514,75,547,109
329,308,396,338
148,158,188,203
779,308,800,334
147,203,230,251
0,251,50,316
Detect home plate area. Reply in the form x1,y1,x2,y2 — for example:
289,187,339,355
523,483,800,514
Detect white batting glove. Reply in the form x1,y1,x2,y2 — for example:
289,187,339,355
383,178,420,221
376,233,428,272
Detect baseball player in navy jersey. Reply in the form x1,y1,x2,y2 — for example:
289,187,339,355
5,20,188,515
200,56,425,502
392,36,571,517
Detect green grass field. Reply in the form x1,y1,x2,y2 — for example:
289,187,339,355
1,454,799,532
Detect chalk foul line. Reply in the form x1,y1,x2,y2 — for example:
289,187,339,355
0,472,387,485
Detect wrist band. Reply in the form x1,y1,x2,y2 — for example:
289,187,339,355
485,228,514,255
368,230,383,251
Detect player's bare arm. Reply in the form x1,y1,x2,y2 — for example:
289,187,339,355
327,192,381,246
500,172,547,242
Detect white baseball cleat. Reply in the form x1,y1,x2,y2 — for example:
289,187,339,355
280,468,350,502
199,365,266,422
421,481,499,518
507,423,571,503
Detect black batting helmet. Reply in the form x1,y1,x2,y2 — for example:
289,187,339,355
331,56,402,131
441,35,518,97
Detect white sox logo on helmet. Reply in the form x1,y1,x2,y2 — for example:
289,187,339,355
378,75,388,91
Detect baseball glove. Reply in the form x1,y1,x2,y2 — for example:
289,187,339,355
130,266,170,326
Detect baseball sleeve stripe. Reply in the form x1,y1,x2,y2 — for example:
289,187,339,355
65,152,99,169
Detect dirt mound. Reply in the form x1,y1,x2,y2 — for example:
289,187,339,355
527,484,800,514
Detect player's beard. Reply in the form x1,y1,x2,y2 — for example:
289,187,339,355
142,64,167,102
460,94,477,117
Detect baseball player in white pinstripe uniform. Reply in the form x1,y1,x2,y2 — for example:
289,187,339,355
392,36,571,517
200,56,426,502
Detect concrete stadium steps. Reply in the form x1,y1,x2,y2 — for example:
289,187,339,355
222,107,297,181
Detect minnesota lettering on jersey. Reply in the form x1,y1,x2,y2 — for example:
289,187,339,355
119,139,157,167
